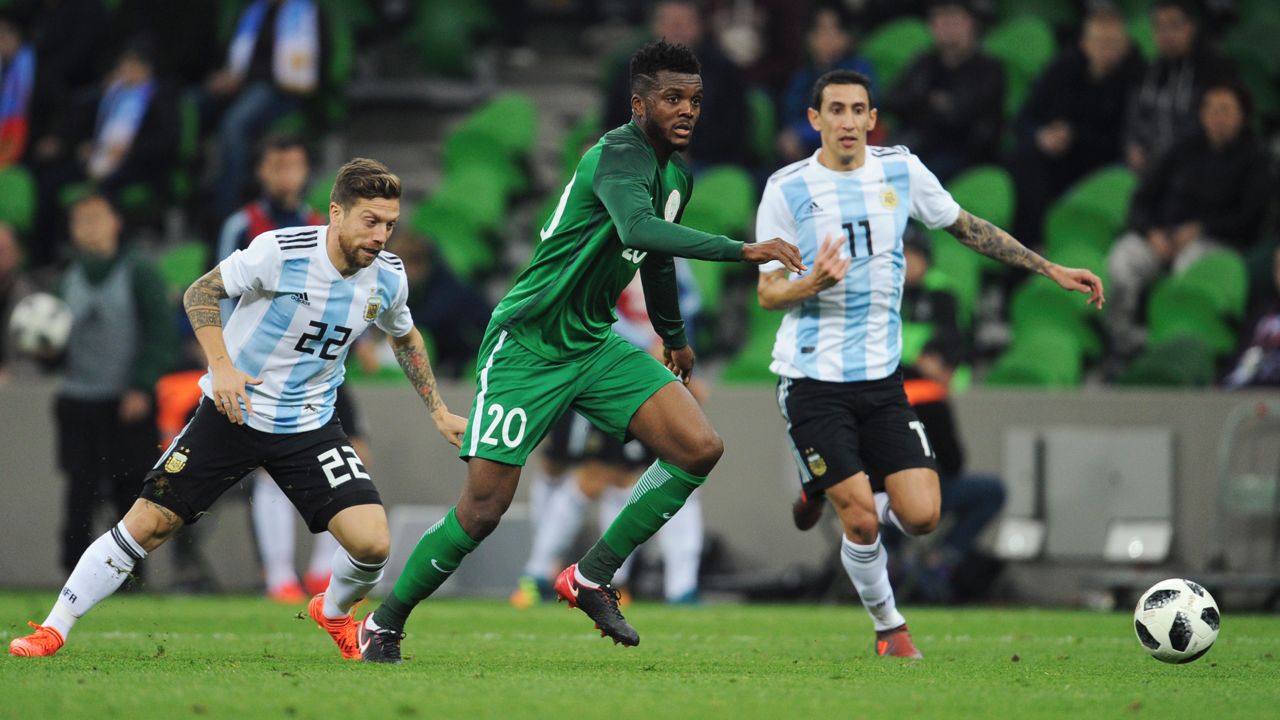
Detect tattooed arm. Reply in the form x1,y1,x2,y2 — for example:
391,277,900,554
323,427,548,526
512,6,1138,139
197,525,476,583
389,328,467,447
183,267,261,424
945,210,1106,308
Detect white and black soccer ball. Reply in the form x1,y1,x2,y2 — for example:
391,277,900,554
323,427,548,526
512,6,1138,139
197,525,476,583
1133,578,1220,664
8,292,73,358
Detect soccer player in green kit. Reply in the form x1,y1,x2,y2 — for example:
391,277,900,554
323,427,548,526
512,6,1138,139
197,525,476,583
357,40,805,660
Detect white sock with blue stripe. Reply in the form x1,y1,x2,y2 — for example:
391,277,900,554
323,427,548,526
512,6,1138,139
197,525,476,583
43,521,148,639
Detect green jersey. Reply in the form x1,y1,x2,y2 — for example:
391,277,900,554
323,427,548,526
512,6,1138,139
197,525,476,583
489,121,744,360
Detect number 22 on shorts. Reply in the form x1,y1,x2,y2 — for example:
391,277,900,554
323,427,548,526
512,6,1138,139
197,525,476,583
480,403,528,448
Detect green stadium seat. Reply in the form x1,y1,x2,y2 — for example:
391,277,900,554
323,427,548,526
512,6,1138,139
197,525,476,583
0,164,36,233
985,325,1083,387
307,170,338,216
403,1,478,77
748,88,777,167
443,127,528,197
410,202,496,279
1062,166,1137,228
688,260,729,320
1049,244,1109,294
721,300,784,385
459,93,540,162
927,231,979,328
1042,165,1138,255
983,17,1056,118
901,321,935,366
1009,276,1102,359
1127,14,1157,60
1146,278,1234,355
156,242,209,296
1179,251,1248,319
945,165,1015,273
1116,335,1215,387
862,18,933,92
680,166,755,239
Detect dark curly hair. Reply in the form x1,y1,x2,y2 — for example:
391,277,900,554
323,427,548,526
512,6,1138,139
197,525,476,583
629,39,701,97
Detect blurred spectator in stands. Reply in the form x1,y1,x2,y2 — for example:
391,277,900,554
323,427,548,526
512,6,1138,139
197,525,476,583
202,0,327,224
32,36,176,263
1123,0,1233,177
53,192,175,575
1106,79,1270,359
603,0,749,170
111,0,221,88
215,134,321,279
390,232,492,379
885,337,1004,603
0,222,36,383
1223,246,1280,388
707,0,808,96
901,224,964,362
28,0,108,100
881,0,1004,182
1010,7,1145,246
0,13,37,167
776,4,878,163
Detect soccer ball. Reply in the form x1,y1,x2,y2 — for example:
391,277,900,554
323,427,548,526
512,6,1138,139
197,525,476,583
1133,578,1220,664
8,292,73,358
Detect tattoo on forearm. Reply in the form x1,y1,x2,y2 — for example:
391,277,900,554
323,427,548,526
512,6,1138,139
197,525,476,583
394,339,443,413
183,267,229,331
946,211,1049,274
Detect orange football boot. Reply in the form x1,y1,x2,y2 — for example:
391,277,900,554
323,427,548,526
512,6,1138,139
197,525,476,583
9,622,65,657
875,624,923,659
308,593,360,660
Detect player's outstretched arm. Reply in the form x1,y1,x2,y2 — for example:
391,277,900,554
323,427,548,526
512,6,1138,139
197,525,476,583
388,327,467,447
184,267,261,424
945,210,1105,308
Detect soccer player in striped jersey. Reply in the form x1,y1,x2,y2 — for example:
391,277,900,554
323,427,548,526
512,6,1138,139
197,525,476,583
10,158,467,659
757,70,1104,658
358,40,804,659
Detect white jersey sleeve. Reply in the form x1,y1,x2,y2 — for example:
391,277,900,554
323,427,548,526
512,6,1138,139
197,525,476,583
906,153,961,229
219,231,283,297
375,270,414,338
755,179,798,274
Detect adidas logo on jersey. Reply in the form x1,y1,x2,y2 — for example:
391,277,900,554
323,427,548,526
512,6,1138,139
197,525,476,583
288,292,311,306
803,200,822,217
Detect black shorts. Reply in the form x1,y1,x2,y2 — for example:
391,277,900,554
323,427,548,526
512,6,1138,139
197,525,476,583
141,398,382,532
776,371,936,495
544,411,655,469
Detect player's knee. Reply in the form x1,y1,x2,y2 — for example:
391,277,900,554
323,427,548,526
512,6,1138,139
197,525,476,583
346,536,390,566
459,499,509,542
900,504,941,535
122,499,182,550
683,428,723,474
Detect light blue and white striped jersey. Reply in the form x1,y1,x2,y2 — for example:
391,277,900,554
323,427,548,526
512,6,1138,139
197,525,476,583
202,225,414,434
757,147,960,382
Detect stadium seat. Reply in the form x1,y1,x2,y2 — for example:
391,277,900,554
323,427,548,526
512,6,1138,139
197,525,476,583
458,93,540,163
1048,244,1109,296
156,242,209,296
561,112,601,180
410,202,496,279
721,300,784,385
0,164,36,233
1146,278,1235,355
1009,276,1102,359
1059,165,1137,229
984,325,1083,387
748,88,777,167
402,0,492,77
431,165,513,237
945,165,1015,273
679,166,755,239
443,127,528,197
307,170,339,216
1179,251,1248,319
688,260,728,320
1042,165,1138,255
983,16,1056,118
861,18,933,92
901,321,934,366
1116,335,1215,387
927,232,979,327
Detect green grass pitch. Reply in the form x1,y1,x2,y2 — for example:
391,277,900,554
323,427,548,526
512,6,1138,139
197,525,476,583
2,592,1278,719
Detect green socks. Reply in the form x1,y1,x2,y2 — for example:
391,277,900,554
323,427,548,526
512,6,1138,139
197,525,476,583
578,460,706,585
372,506,478,632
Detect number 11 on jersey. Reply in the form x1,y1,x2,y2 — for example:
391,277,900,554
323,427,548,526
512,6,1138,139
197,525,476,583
841,220,873,256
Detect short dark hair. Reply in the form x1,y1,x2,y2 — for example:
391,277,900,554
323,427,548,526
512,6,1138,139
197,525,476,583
1202,77,1253,119
629,39,701,97
256,133,309,166
810,69,874,110
69,190,117,216
1153,0,1201,20
329,158,401,209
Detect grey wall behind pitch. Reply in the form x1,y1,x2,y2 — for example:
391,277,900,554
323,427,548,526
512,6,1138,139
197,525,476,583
0,379,1274,601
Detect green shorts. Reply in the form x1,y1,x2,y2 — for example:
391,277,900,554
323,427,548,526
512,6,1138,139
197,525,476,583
459,329,676,466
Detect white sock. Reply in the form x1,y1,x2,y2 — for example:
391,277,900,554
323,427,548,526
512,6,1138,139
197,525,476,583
658,490,703,600
874,491,911,536
523,480,590,578
251,470,298,591
322,550,386,619
43,522,148,639
573,565,600,589
307,532,341,578
840,533,906,632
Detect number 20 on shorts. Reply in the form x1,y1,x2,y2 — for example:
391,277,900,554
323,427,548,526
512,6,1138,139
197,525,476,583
480,403,528,448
